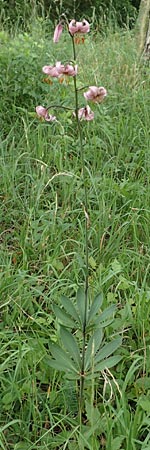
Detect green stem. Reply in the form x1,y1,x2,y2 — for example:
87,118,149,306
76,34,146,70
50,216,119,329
71,35,89,423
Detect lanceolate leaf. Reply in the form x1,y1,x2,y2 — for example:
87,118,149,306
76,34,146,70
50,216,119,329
47,359,71,372
85,400,100,424
49,343,78,373
86,355,122,377
87,293,103,325
93,355,122,373
53,305,75,327
94,336,122,364
60,295,81,324
47,359,80,377
95,304,116,326
76,287,85,326
65,372,80,380
60,326,81,369
85,328,103,371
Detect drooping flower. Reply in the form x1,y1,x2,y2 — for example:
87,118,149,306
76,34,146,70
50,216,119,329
69,19,90,35
78,20,90,33
74,105,94,121
56,61,78,77
84,86,107,103
42,62,77,78
36,106,56,122
63,64,77,77
53,23,63,43
42,65,60,77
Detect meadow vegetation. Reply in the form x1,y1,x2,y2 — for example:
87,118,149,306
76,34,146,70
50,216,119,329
0,9,150,450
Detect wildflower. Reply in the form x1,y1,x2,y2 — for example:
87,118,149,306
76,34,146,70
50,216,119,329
69,19,90,35
42,62,77,78
36,106,56,122
74,105,94,121
53,23,63,43
56,62,78,77
42,65,60,77
84,86,107,103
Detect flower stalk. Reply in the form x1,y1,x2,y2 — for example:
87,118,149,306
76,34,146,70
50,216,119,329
71,33,89,423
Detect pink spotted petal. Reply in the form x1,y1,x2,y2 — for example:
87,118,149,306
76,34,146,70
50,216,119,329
45,113,56,122
36,106,56,122
69,19,90,35
78,20,90,33
63,64,78,76
74,105,94,121
84,86,107,103
69,20,79,35
42,65,59,77
56,62,78,76
36,105,47,118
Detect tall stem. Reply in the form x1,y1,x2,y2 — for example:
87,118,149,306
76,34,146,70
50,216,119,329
71,35,89,422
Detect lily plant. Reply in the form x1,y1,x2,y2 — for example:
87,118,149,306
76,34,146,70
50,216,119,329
36,17,122,426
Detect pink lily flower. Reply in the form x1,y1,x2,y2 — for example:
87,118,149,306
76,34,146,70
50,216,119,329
56,61,78,76
74,105,94,121
53,23,63,43
42,65,60,77
84,86,107,103
78,20,90,33
42,62,77,78
36,106,56,122
69,19,90,35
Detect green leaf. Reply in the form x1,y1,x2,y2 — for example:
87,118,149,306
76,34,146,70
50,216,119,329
94,336,122,364
89,256,96,269
48,343,78,373
52,259,64,272
87,293,103,325
138,397,150,413
60,295,80,324
53,305,75,328
85,400,100,425
111,437,124,450
111,259,122,274
95,304,116,326
60,326,81,369
14,443,29,450
65,372,80,380
47,359,71,372
93,355,122,373
85,328,103,371
135,377,150,391
2,392,13,405
76,287,85,326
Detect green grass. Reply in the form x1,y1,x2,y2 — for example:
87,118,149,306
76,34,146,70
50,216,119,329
1,17,150,449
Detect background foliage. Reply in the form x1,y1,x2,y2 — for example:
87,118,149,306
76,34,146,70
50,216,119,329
0,0,141,29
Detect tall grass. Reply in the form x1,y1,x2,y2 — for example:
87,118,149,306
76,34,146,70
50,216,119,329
1,16,150,449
